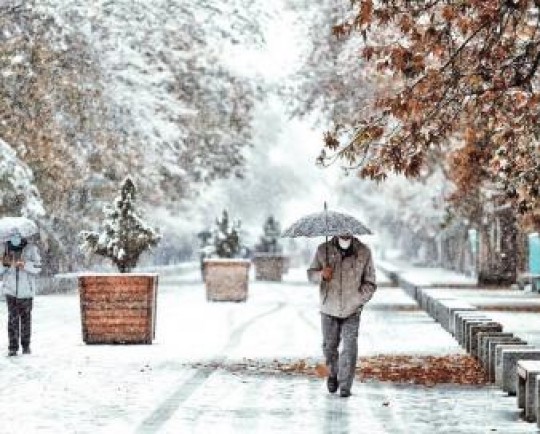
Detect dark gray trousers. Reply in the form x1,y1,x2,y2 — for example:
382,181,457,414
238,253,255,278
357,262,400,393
321,310,361,392
6,295,33,352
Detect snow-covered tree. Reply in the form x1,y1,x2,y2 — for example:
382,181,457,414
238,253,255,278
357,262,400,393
296,0,540,228
0,139,44,217
1,1,275,271
336,171,449,263
33,0,266,202
287,0,371,126
80,178,161,273
209,210,242,259
255,216,282,254
0,3,130,271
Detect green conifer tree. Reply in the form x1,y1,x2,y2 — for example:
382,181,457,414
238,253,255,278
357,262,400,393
81,177,161,272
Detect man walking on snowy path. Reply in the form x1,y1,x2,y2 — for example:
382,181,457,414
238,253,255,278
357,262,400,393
1,231,42,356
308,235,377,397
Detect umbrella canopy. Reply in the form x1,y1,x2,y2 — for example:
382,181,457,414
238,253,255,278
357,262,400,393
0,217,38,243
281,206,372,238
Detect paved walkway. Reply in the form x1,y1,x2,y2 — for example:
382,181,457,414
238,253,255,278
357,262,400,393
0,268,536,433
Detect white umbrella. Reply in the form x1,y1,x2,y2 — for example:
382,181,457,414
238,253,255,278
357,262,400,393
281,203,372,266
281,203,372,238
0,217,38,243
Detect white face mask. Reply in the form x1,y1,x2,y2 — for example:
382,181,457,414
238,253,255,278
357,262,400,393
10,234,22,247
338,237,352,249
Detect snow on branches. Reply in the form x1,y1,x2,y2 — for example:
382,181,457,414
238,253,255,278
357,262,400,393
1,1,271,270
0,3,117,210
33,0,265,202
208,210,243,259
299,0,540,225
80,178,161,273
255,216,282,254
0,139,44,217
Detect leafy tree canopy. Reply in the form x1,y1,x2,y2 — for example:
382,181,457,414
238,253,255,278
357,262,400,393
306,0,540,225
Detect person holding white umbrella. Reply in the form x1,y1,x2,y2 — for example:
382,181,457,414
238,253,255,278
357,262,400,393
0,217,42,356
307,233,376,397
282,204,377,397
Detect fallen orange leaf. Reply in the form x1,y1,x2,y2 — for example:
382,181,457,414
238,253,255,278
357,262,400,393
315,364,330,378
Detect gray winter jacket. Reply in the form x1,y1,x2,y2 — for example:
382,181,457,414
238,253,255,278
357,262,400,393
308,237,377,318
1,243,42,298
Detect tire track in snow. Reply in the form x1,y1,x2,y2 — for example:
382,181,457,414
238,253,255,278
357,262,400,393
296,307,319,331
270,284,319,332
135,301,286,434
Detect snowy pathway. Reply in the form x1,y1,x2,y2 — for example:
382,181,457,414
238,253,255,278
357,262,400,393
0,269,536,433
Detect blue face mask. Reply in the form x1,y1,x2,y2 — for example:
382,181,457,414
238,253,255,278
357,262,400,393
10,235,22,247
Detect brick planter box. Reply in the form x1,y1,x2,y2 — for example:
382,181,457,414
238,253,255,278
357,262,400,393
252,254,288,282
78,273,158,344
204,259,250,302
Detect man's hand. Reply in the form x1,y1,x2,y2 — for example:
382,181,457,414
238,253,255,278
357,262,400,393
15,260,25,269
322,266,333,282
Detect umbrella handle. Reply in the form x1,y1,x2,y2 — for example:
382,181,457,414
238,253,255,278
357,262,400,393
324,201,328,266
325,235,328,267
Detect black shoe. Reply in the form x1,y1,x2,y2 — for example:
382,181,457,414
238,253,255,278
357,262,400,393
22,347,31,355
327,375,338,393
339,388,351,398
8,350,17,357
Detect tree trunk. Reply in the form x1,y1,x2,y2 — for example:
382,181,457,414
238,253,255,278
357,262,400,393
478,208,517,285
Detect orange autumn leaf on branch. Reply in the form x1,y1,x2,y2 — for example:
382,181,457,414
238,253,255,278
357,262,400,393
310,0,540,222
358,0,373,28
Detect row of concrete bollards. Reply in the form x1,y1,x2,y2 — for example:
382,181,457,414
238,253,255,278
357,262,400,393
399,278,540,426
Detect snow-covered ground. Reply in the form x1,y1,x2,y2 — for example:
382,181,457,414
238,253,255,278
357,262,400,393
0,268,535,433
378,259,477,287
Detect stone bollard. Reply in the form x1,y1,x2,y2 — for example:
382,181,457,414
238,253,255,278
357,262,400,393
468,323,503,356
460,318,492,348
431,297,457,324
454,313,489,344
430,296,455,325
451,310,482,337
415,287,425,308
442,303,476,335
420,290,432,313
399,278,418,300
428,298,439,320
496,348,540,394
478,333,515,366
489,341,529,383
430,298,473,333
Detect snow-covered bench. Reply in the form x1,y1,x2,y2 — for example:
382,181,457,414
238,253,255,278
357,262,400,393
516,360,540,422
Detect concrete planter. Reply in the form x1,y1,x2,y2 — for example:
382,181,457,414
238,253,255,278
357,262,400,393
204,259,250,302
252,254,288,282
78,273,158,344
